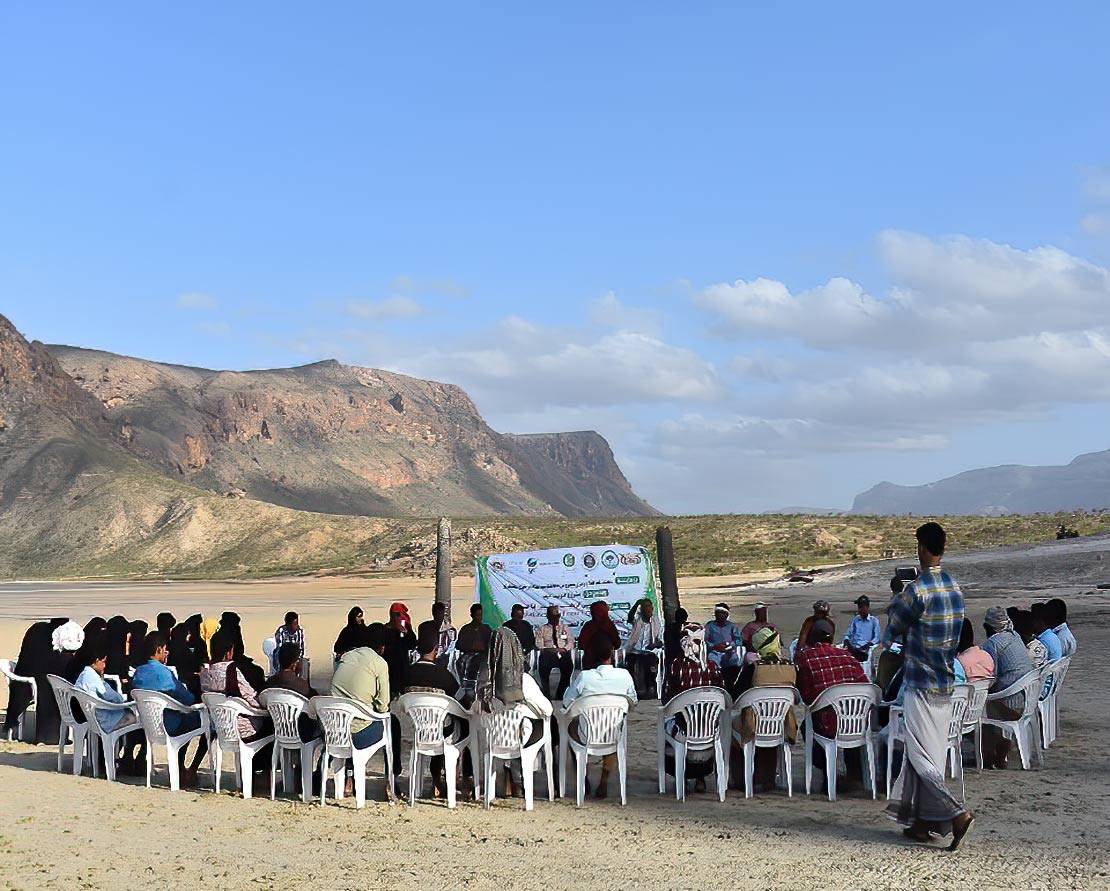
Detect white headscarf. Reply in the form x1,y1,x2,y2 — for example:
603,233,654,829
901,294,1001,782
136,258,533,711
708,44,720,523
679,622,707,669
51,620,84,653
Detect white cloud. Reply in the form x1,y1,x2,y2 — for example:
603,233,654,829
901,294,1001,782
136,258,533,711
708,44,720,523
588,291,662,335
344,296,424,321
389,275,470,298
1080,212,1110,237
1081,165,1110,204
176,292,217,310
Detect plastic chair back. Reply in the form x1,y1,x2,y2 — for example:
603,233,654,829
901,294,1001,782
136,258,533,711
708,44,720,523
46,675,83,728
949,685,972,740
399,692,458,751
663,686,730,746
204,692,260,748
568,694,630,747
312,696,359,757
260,689,312,747
130,689,174,744
964,678,991,731
736,685,797,745
482,703,530,757
810,683,880,741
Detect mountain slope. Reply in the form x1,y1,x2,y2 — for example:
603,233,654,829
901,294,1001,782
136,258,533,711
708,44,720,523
49,345,656,518
851,449,1110,515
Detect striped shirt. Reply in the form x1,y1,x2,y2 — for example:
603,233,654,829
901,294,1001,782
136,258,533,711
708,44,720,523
882,565,964,694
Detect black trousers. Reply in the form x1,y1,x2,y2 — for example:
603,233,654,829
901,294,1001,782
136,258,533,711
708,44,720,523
537,651,573,699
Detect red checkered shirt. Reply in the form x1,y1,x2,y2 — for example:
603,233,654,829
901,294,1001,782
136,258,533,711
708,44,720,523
796,643,868,738
662,658,724,702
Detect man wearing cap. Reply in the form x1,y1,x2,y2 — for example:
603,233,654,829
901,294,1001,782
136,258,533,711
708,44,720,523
705,603,743,674
844,596,881,662
798,600,834,654
740,603,775,649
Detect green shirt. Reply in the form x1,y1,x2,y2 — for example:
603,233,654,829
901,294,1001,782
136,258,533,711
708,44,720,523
329,646,391,732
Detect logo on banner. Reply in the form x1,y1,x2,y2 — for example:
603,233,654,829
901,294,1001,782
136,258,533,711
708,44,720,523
619,553,642,566
601,550,619,570
562,553,575,568
527,557,538,573
491,560,504,571
583,553,597,570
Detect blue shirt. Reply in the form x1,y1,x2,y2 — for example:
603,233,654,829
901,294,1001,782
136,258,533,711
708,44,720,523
883,566,964,694
1037,629,1063,663
705,620,742,667
844,614,881,650
562,664,637,708
131,659,195,734
74,666,129,731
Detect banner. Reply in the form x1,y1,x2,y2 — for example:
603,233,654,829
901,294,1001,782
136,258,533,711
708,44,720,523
475,544,658,637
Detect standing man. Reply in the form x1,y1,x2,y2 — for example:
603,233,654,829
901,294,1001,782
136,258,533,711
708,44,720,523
535,605,574,699
883,522,974,850
843,596,881,661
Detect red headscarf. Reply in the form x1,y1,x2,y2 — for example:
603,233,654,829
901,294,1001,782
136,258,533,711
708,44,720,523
389,601,411,632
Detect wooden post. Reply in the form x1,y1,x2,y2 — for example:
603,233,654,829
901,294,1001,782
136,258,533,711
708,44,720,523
656,525,680,622
435,516,452,624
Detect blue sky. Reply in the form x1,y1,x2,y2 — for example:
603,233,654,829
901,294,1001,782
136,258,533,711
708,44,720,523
3,3,1109,512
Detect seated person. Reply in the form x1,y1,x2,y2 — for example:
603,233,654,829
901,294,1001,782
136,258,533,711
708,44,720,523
334,606,365,662
535,605,575,700
455,604,492,707
272,611,305,676
577,602,620,669
740,602,775,649
201,630,273,751
476,627,553,798
132,631,209,787
404,622,464,798
264,642,320,741
1030,603,1063,663
980,607,1034,769
562,636,637,799
624,599,663,699
796,620,867,789
705,603,743,673
431,601,457,665
843,596,881,662
955,618,994,683
502,603,537,657
330,622,392,793
663,607,689,664
74,640,143,775
1045,598,1076,656
732,626,797,792
1011,609,1049,669
661,622,724,793
798,600,835,655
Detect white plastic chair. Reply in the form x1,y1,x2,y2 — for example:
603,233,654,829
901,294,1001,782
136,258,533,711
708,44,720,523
261,636,277,667
877,703,904,800
71,688,139,782
46,675,90,775
312,695,394,809
1,658,36,742
803,682,880,801
624,645,666,700
202,692,274,799
962,678,992,771
656,686,731,801
131,688,210,791
1037,659,1069,749
945,685,973,798
259,688,321,802
732,686,798,798
983,670,1043,770
102,674,124,695
475,702,553,811
556,693,631,807
396,691,478,808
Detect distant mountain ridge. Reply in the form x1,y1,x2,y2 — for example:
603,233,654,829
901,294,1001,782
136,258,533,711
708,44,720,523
852,449,1110,515
47,343,657,518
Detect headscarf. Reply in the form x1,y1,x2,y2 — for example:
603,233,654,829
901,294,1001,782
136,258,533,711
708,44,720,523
83,617,107,637
334,606,365,657
219,612,246,658
478,626,525,712
752,626,781,660
579,601,619,663
200,616,219,651
678,622,707,668
105,616,130,676
51,621,84,653
127,619,149,669
156,612,176,635
807,618,835,647
389,601,411,632
983,606,1013,634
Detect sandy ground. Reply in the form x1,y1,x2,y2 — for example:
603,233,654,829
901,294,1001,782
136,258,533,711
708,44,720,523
2,536,1110,889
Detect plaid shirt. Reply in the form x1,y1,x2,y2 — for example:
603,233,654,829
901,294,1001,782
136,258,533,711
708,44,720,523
882,565,964,694
273,625,305,673
662,658,723,703
796,643,868,737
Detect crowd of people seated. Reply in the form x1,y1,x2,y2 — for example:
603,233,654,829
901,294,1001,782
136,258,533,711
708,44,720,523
1,586,1078,803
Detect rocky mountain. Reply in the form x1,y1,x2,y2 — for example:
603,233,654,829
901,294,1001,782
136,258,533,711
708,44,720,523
48,345,657,518
852,449,1110,515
